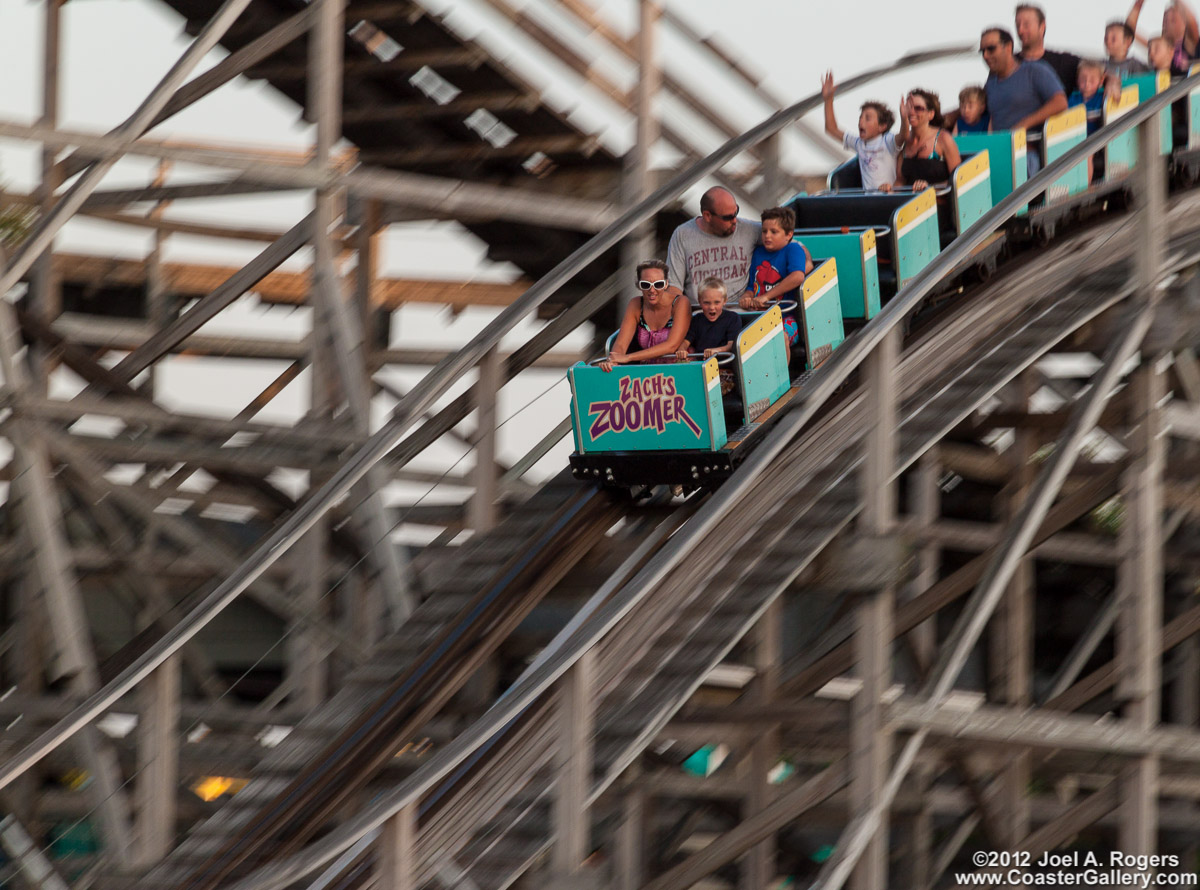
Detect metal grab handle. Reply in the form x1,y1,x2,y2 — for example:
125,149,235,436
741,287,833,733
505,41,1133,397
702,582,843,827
682,351,736,365
587,355,692,367
738,298,798,312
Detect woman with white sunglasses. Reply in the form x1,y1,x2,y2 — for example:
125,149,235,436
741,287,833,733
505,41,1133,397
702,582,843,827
600,259,692,372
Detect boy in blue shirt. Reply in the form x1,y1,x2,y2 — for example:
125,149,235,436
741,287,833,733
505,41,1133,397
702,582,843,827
1068,59,1104,135
954,86,990,134
739,206,812,351
740,206,811,308
1068,59,1105,180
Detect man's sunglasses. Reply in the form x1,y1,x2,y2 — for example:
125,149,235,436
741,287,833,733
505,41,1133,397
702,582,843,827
707,206,739,222
979,43,1001,54
638,279,669,291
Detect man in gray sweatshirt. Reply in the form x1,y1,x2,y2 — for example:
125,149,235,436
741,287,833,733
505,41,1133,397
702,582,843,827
667,186,762,303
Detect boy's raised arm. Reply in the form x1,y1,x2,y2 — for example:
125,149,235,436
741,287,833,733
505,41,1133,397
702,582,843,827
1127,0,1149,47
821,72,842,141
896,94,910,149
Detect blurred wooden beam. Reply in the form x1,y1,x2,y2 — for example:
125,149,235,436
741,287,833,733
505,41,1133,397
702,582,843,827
47,251,538,309
341,91,540,124
247,46,490,81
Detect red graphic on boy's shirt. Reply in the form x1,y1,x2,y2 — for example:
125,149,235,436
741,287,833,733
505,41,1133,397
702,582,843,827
751,260,781,297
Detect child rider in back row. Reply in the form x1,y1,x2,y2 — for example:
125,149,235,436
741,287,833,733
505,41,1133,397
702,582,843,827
739,206,812,360
821,72,908,191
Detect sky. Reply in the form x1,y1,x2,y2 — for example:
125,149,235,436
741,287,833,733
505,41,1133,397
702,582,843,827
0,0,1168,536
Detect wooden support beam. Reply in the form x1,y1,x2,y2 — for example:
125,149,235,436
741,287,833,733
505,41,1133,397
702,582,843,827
552,654,594,876
0,0,257,318
0,816,69,890
133,657,180,867
154,7,315,128
44,312,579,365
890,698,1200,762
11,391,361,450
0,118,619,230
378,804,417,890
641,761,848,890
1042,593,1119,703
106,213,313,383
784,465,1123,700
1174,348,1200,403
1117,118,1167,857
45,251,537,309
340,91,541,124
742,598,781,890
27,430,343,476
614,772,647,890
850,327,898,890
0,306,136,862
343,0,420,20
1117,361,1165,855
48,435,368,662
974,399,1129,433
900,516,1120,567
358,133,601,167
308,0,410,624
28,0,63,387
76,179,297,209
468,347,501,534
952,783,1120,889
246,46,491,81
907,451,939,670
83,208,286,243
990,375,1035,847
143,160,172,398
1166,401,1200,440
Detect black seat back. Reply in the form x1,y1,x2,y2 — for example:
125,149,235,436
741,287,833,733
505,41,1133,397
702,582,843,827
786,192,912,230
827,158,862,190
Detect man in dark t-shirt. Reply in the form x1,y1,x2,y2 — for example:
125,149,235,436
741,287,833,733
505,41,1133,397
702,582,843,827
1016,4,1079,93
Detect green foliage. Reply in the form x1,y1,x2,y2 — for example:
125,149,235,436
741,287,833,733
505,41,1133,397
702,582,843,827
1089,496,1124,536
0,200,33,246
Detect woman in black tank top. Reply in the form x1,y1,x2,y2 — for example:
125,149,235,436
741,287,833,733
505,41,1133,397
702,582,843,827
893,89,961,191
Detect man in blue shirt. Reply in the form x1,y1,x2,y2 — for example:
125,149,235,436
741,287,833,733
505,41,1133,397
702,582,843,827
980,27,1067,175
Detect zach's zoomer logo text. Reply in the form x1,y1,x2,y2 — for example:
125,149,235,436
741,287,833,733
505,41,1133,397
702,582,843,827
588,373,701,439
